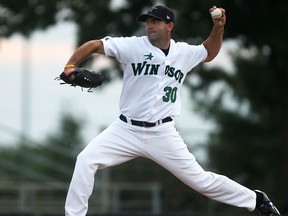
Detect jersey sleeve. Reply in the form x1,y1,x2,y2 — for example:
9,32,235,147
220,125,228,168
101,36,136,64
186,43,208,71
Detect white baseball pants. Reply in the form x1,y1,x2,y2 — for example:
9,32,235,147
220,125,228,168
65,118,256,216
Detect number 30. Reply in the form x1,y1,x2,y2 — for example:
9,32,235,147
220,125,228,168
162,86,177,103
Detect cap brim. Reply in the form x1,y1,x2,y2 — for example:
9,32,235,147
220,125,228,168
137,14,164,22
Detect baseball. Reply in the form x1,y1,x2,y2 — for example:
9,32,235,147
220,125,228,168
210,8,222,19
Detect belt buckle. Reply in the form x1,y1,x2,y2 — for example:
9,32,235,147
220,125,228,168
143,122,151,127
144,121,156,127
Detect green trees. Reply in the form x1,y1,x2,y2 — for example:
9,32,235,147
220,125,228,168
0,113,82,182
186,1,288,210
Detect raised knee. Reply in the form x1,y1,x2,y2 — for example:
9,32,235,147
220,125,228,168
76,150,92,166
76,148,103,170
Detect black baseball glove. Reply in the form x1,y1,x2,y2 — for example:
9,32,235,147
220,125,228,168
55,68,103,92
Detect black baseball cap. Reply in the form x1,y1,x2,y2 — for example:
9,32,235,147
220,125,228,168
137,5,175,23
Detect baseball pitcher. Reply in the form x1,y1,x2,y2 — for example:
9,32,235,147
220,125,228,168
60,5,281,216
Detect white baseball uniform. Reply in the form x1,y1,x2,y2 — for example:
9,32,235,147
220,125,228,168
65,36,256,216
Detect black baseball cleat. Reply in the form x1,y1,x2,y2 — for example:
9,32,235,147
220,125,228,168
254,190,281,216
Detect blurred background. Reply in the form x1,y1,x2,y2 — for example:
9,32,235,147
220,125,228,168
0,0,287,215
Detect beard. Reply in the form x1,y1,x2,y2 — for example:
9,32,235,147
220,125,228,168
147,31,161,45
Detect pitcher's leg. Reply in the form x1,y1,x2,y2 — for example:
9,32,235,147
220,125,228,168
174,158,256,211
65,152,99,216
145,123,256,211
65,120,140,216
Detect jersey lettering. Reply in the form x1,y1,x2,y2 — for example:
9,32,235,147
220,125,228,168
165,65,184,84
131,62,184,84
131,61,160,76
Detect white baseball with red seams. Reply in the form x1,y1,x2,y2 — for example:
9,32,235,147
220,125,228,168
211,8,222,18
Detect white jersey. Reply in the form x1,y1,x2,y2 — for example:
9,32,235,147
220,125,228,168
101,36,207,122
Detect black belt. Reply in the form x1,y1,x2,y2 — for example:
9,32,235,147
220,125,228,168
119,114,172,127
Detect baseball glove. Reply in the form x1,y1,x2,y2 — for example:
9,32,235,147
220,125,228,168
55,68,103,92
